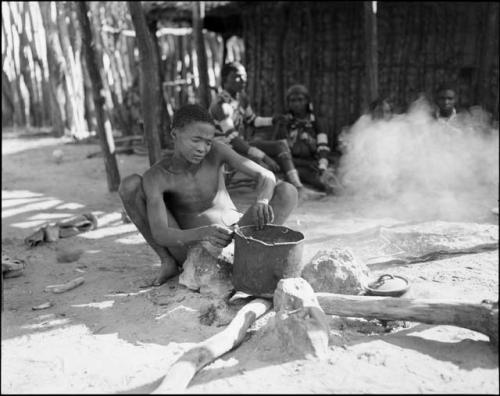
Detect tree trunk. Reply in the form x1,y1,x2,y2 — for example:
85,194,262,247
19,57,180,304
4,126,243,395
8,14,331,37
39,1,65,135
128,1,162,166
192,1,211,109
363,1,378,104
147,17,171,149
77,1,121,192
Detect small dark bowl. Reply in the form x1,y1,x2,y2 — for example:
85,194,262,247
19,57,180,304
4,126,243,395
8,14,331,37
365,274,410,297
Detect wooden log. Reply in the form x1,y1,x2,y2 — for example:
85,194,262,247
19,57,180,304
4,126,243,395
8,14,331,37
316,293,498,345
78,1,121,192
151,298,272,393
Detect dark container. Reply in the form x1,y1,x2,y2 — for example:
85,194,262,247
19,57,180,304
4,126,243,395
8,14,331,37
233,225,305,297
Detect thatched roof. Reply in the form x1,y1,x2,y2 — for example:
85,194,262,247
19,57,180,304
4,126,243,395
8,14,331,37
143,1,247,35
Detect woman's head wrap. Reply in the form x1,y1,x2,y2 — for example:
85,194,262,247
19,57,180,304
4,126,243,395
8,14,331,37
286,84,310,101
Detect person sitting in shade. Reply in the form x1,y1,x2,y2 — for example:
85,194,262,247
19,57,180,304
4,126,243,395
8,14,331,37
434,84,459,123
274,84,341,194
209,61,324,200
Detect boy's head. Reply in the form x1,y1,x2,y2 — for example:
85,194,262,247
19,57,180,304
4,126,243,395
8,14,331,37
435,84,457,115
286,84,311,115
369,97,393,121
171,104,216,164
221,62,247,94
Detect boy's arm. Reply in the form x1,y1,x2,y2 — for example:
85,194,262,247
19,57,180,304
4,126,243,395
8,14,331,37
142,170,199,247
210,99,278,169
215,141,276,204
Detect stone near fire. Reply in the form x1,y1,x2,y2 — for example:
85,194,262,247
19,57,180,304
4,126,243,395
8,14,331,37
301,248,370,295
272,278,329,359
274,277,319,311
179,241,234,298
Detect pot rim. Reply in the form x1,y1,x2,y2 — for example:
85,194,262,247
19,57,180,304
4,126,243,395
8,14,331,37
234,224,304,247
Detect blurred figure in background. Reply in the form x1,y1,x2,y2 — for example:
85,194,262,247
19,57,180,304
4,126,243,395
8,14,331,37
210,62,323,200
274,84,341,195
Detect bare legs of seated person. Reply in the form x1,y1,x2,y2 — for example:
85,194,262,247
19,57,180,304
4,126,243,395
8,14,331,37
250,139,325,201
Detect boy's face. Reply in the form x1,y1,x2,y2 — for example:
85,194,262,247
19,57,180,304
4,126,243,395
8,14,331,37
437,89,456,112
288,93,308,115
224,66,247,94
373,101,392,120
173,121,216,164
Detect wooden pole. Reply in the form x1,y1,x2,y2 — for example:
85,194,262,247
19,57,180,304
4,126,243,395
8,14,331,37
316,293,498,345
147,17,171,149
363,1,379,104
39,1,66,136
77,1,121,192
475,2,498,108
274,3,287,115
151,298,272,393
128,1,162,166
57,2,87,139
192,1,211,109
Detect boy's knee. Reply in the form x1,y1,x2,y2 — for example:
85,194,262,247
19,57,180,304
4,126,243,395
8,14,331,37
119,174,142,201
275,181,298,203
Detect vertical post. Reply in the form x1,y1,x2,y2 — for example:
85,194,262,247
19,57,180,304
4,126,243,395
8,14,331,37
475,2,498,109
128,1,162,166
274,3,287,115
192,1,211,109
77,1,121,192
364,1,379,104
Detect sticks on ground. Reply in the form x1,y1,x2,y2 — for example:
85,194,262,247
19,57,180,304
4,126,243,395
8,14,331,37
151,298,272,394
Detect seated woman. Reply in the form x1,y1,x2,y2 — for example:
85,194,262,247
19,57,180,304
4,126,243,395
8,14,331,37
274,84,340,194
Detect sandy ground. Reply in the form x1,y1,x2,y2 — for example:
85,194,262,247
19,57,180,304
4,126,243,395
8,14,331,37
1,128,498,394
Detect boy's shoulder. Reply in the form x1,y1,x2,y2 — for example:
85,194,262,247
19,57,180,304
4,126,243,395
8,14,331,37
143,159,173,184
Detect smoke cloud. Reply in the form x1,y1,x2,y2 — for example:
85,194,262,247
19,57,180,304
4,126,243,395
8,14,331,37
337,97,499,222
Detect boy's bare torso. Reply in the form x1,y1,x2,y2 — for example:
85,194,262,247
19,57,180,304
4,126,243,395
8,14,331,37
144,146,241,229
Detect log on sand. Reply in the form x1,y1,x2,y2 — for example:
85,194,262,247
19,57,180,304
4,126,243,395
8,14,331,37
151,298,272,394
316,293,498,345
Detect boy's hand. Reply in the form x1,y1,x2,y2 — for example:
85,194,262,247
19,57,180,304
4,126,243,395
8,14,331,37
198,224,234,248
252,200,274,229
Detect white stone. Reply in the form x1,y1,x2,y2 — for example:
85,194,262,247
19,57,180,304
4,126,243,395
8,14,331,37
301,248,370,294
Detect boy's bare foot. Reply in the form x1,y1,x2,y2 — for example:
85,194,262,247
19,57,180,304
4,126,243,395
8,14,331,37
152,259,180,286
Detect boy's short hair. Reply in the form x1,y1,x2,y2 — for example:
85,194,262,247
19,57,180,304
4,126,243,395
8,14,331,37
171,104,215,130
369,97,392,113
435,83,457,96
221,61,245,85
